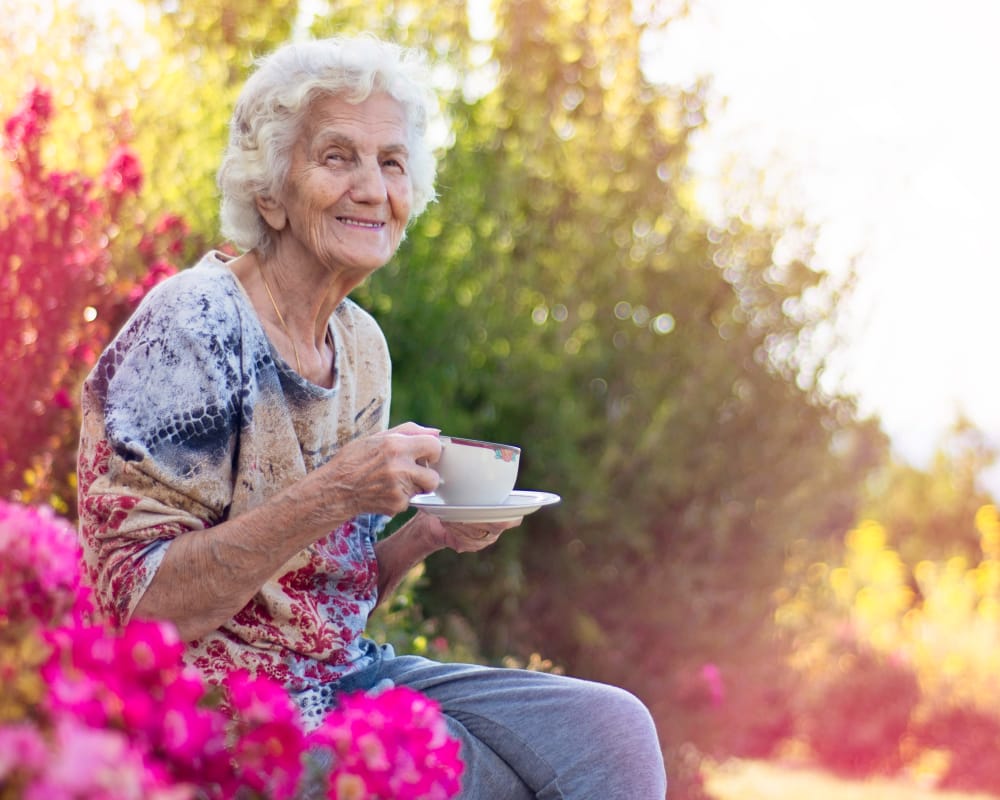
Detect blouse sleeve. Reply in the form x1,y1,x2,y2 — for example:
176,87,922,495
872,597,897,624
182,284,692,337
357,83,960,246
77,274,246,626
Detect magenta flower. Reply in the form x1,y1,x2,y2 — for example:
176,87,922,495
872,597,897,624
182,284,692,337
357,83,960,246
308,687,464,800
2,85,52,157
0,723,48,781
152,213,190,256
1,499,464,800
699,662,726,708
40,619,239,792
22,716,180,800
224,670,308,799
0,500,89,627
53,387,74,409
0,717,183,800
101,145,144,196
127,258,178,306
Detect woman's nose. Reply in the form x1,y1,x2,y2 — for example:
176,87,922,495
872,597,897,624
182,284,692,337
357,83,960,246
350,159,388,203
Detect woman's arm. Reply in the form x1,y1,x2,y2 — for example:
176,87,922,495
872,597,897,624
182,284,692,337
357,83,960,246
132,424,443,640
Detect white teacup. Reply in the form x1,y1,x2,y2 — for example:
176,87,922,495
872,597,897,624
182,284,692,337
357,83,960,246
433,436,520,505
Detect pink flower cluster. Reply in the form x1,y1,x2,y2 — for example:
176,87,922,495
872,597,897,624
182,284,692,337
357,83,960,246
2,85,52,173
0,85,178,508
0,501,87,627
0,499,465,799
0,717,174,800
311,689,465,800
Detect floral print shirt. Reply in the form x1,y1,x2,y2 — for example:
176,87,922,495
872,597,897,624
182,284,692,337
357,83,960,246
77,251,391,693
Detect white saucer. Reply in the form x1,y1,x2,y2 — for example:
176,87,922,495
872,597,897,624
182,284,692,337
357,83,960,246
410,490,561,522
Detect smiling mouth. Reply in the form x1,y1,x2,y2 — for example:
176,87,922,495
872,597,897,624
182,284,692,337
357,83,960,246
337,216,384,229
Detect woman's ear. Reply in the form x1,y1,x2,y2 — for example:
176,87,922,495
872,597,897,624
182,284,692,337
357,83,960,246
256,193,287,231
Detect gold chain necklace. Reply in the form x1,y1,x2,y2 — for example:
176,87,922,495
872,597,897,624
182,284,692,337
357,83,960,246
258,263,303,374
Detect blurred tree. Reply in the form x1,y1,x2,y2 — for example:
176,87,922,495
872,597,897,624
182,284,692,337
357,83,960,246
128,0,299,240
861,415,996,565
0,0,298,511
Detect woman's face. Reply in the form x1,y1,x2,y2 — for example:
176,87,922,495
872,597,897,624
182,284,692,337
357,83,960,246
264,92,414,280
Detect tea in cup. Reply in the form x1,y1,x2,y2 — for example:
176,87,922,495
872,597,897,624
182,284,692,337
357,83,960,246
433,436,520,505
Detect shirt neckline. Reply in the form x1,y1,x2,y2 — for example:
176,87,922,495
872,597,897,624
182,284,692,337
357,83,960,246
204,251,342,396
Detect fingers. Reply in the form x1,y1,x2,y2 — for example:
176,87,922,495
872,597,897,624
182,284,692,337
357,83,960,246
433,517,523,553
379,437,439,502
385,423,443,465
412,459,441,496
389,421,441,445
389,421,440,435
323,424,444,517
382,429,442,495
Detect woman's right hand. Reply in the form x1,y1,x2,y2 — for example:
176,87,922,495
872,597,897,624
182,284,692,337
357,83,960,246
323,422,443,517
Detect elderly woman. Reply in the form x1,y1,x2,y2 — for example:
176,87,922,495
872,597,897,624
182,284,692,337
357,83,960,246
78,34,666,798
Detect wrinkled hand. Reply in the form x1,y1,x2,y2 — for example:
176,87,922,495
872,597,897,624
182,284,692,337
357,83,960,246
324,422,442,517
420,514,523,553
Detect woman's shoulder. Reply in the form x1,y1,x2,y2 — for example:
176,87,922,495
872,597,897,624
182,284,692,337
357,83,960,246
334,298,389,351
131,252,248,334
145,251,240,303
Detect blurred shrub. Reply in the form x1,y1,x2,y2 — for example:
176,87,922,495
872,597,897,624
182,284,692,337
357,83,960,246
913,704,1000,794
364,560,488,666
775,505,1000,790
795,644,920,777
668,742,717,800
0,85,188,513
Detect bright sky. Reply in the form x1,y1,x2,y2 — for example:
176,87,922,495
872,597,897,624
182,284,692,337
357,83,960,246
645,0,1000,480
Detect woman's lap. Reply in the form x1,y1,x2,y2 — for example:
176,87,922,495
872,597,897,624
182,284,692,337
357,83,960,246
377,653,667,800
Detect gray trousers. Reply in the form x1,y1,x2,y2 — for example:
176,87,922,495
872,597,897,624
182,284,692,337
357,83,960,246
374,650,668,799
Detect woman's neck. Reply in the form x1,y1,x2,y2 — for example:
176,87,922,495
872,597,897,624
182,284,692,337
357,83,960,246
230,250,340,387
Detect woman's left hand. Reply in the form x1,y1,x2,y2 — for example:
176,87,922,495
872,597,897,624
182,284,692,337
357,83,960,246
374,512,522,605
420,514,522,553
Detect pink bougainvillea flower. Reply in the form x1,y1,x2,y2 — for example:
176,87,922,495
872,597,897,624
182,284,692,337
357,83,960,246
127,258,178,306
118,617,186,676
308,686,464,800
0,496,461,799
0,499,89,627
229,721,307,799
224,670,308,799
21,716,183,800
101,145,143,196
2,84,52,157
699,662,726,708
0,717,183,800
39,618,241,794
53,387,74,409
225,669,302,727
43,623,124,728
152,213,190,256
0,722,48,782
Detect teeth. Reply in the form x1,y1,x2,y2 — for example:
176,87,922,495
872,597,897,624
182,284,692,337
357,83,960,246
339,218,382,228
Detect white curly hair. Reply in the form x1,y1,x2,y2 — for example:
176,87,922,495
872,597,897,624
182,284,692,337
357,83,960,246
217,34,440,255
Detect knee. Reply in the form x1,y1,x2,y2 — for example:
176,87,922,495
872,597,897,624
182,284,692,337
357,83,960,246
576,683,666,787
595,684,662,752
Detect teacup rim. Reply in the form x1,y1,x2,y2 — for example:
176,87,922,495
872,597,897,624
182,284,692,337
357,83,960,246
441,435,520,454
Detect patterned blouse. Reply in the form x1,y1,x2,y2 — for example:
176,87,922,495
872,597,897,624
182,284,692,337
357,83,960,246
77,251,391,694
